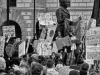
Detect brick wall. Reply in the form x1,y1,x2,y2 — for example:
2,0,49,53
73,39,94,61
0,0,95,40
46,0,94,22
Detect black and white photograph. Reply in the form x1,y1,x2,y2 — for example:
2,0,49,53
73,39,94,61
0,0,99,75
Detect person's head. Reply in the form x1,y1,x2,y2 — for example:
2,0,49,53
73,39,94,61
81,63,89,71
0,57,6,70
22,54,29,61
56,63,63,71
31,62,43,75
16,38,21,42
90,72,98,75
46,59,55,68
58,31,62,36
69,70,79,75
59,0,70,8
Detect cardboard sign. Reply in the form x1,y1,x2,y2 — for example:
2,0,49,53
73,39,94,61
3,26,16,37
19,41,26,57
0,36,5,56
55,36,72,50
86,46,100,60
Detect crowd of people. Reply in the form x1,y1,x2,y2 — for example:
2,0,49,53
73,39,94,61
0,52,99,75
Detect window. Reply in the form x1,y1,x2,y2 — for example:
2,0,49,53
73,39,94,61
9,0,16,7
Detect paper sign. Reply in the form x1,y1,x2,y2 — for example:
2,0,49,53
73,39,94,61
86,27,100,36
0,36,5,56
36,41,52,56
86,46,100,60
2,26,16,37
38,13,56,26
88,18,96,28
86,35,100,45
46,25,57,42
39,27,47,39
19,41,26,57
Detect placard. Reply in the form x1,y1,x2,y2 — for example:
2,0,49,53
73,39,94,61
86,35,100,45
3,26,16,37
86,46,100,60
36,41,52,56
46,25,57,42
86,27,100,36
88,18,96,28
38,13,56,25
0,36,5,56
19,41,26,57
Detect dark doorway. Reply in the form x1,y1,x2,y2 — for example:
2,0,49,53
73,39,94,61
0,20,22,39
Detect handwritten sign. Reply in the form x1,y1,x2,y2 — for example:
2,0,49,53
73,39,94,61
86,27,100,45
46,25,57,42
86,46,100,60
86,35,100,45
36,41,52,56
2,26,15,37
38,13,56,25
19,41,26,57
0,36,5,56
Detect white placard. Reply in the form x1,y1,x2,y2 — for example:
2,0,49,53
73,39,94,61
86,46,100,60
0,36,5,56
19,41,26,57
3,26,16,37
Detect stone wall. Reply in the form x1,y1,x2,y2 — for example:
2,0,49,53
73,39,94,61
0,0,95,40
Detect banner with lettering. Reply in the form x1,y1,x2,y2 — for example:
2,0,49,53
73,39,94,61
0,36,5,56
2,26,15,37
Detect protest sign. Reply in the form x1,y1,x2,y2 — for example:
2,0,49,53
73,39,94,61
2,26,15,37
86,27,100,45
55,36,71,50
38,13,56,26
88,18,96,28
39,27,47,39
86,35,100,45
0,36,5,56
86,46,100,60
19,41,26,57
46,25,57,42
86,27,100,36
36,41,52,56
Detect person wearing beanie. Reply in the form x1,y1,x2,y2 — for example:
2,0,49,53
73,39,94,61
79,63,89,75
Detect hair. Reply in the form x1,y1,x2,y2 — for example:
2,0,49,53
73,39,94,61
0,57,6,70
59,0,68,8
46,59,55,68
69,70,79,75
31,62,43,75
90,72,98,75
81,63,89,71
